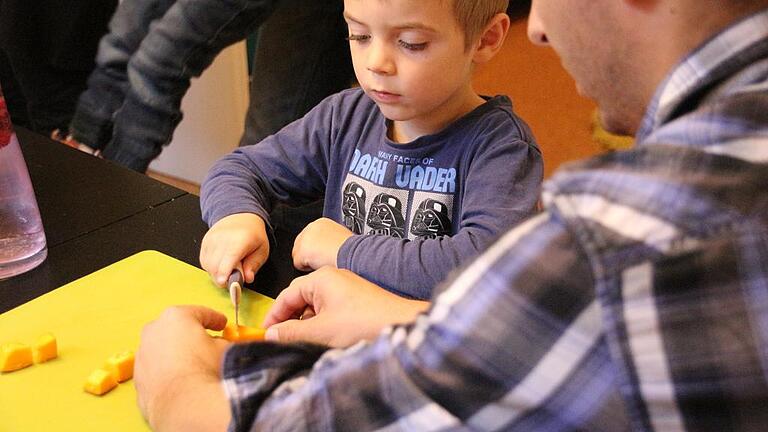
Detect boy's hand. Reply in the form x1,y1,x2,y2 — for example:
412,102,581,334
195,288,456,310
200,213,270,287
292,217,353,271
261,267,429,348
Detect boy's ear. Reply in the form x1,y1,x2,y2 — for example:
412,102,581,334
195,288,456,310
472,13,511,64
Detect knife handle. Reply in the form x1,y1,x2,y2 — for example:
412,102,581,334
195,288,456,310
227,270,243,305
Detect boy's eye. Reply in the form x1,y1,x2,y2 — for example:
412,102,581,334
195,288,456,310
346,34,371,43
398,40,428,51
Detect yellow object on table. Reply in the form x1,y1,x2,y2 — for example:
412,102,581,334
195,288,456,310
1,342,33,372
33,333,58,364
105,350,135,383
0,250,274,431
84,368,118,396
222,323,267,342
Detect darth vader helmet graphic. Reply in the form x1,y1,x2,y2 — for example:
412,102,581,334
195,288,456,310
366,193,405,238
410,198,451,239
341,182,367,234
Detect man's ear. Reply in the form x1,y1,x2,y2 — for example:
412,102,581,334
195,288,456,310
472,13,511,64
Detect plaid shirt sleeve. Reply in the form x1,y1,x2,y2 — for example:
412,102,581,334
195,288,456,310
221,212,630,431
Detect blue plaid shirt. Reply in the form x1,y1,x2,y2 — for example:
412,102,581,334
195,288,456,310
222,9,768,431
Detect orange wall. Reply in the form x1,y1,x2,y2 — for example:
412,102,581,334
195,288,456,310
472,19,602,178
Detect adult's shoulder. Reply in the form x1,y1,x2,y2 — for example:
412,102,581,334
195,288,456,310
544,143,765,235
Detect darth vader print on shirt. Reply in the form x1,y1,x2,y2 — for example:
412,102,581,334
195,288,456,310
341,181,367,234
341,149,455,240
410,198,451,239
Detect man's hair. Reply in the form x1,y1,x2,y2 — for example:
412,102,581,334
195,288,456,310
452,0,510,47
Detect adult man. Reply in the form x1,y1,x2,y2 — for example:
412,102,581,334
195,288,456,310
135,0,768,430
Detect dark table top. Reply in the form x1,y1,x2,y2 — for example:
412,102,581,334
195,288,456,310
18,127,186,248
0,128,299,314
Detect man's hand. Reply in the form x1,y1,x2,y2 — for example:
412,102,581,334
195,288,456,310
200,213,270,287
292,218,353,271
135,306,232,432
262,267,429,348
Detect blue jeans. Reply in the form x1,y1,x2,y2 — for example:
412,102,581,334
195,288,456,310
70,0,278,172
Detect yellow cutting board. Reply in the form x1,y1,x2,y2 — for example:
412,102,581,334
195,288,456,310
0,250,274,431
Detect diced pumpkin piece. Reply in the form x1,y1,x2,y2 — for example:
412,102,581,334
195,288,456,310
105,350,134,383
84,368,118,396
221,323,238,341
1,342,33,372
33,333,58,364
237,326,266,342
221,323,266,342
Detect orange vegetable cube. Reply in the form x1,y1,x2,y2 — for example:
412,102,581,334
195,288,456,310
105,350,135,383
1,342,33,372
221,323,266,342
237,325,266,341
221,322,239,341
84,368,118,396
33,333,58,364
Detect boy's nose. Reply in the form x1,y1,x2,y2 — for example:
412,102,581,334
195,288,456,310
366,42,396,75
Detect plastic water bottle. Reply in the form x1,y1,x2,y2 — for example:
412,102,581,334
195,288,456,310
0,85,47,279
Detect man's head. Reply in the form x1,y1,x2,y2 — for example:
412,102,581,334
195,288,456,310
527,0,768,136
344,0,509,138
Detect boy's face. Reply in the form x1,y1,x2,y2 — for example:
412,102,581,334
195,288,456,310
344,0,479,135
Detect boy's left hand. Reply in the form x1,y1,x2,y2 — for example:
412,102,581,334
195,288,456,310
292,218,353,271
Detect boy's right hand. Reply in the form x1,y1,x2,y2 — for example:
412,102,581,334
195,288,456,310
199,213,271,287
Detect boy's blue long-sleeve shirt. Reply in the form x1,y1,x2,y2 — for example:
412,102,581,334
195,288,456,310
201,88,542,298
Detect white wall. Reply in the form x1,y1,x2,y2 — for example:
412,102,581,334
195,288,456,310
148,42,249,185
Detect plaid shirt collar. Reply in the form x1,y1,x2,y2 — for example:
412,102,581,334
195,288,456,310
637,8,768,144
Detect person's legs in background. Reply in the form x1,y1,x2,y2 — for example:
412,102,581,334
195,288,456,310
69,0,178,151
0,49,30,128
1,52,90,135
240,0,353,146
0,0,117,136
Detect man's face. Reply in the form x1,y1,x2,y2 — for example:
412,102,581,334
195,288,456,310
343,0,478,133
527,0,644,135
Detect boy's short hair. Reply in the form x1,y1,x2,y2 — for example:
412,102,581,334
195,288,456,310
451,0,510,47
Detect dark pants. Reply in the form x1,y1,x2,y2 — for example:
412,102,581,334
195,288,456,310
0,0,117,135
240,0,353,146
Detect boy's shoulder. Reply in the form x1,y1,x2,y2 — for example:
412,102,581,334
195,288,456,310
453,95,537,149
475,95,518,124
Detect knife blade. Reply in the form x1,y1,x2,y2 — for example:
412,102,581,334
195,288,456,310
227,269,243,328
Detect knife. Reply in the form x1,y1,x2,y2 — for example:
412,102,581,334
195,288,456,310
227,269,243,328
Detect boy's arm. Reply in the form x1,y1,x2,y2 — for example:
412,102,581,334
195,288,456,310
200,97,337,230
338,138,543,299
199,98,339,284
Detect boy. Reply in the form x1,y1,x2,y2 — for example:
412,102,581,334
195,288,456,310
200,0,543,299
